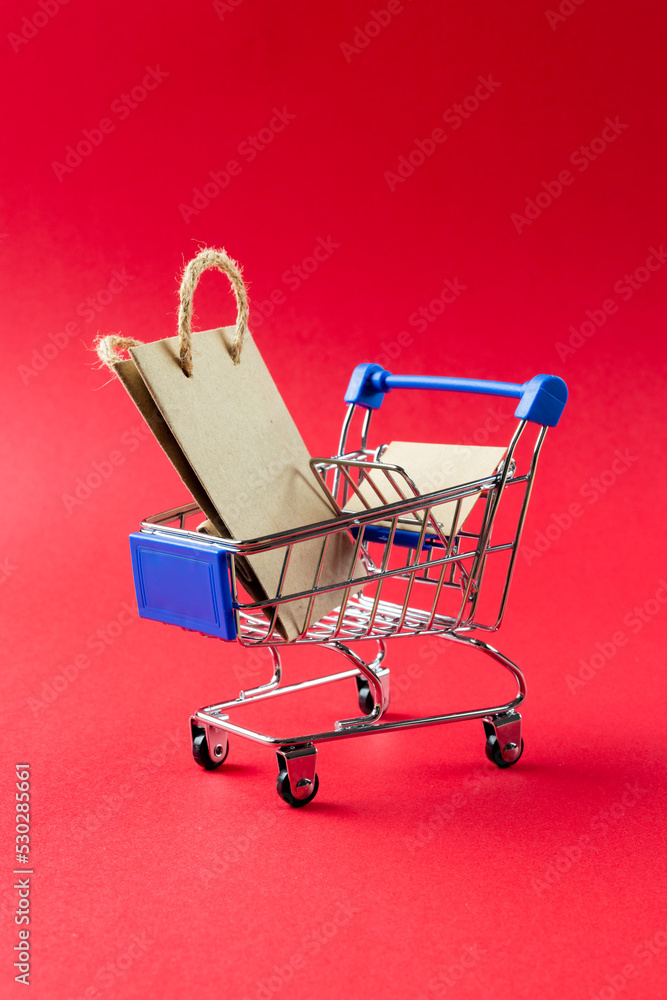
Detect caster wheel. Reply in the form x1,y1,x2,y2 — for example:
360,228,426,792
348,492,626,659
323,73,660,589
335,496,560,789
276,770,319,808
192,726,229,770
355,676,375,715
485,735,524,769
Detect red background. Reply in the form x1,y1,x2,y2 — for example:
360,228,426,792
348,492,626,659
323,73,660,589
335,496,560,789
1,0,666,997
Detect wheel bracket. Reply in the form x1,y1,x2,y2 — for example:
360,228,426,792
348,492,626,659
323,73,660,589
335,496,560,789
277,744,318,800
483,711,522,763
202,719,229,763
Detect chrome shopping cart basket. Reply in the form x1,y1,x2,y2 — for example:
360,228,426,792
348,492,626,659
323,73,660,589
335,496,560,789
130,364,567,806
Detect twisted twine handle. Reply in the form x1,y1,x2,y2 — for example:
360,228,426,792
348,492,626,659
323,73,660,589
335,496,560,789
95,334,144,367
94,246,249,374
178,246,248,376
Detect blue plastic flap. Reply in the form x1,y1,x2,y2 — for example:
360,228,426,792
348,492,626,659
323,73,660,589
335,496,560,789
130,533,236,641
351,524,446,549
344,365,568,426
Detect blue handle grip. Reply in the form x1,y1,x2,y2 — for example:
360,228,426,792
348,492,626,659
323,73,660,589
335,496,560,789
344,364,568,427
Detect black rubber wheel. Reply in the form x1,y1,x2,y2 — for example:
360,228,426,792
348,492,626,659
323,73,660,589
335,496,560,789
485,735,524,769
355,676,375,715
276,770,320,807
192,727,229,770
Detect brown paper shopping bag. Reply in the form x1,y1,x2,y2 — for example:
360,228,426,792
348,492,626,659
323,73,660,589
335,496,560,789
96,248,362,641
346,441,507,534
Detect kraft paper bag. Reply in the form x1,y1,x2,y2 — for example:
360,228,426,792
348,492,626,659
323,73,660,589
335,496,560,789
111,353,228,536
108,356,274,617
96,248,362,641
346,441,507,535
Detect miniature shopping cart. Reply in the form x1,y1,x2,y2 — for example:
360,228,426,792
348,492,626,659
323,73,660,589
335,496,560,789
129,363,567,806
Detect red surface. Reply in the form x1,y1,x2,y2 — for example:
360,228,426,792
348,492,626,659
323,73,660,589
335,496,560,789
1,1,667,997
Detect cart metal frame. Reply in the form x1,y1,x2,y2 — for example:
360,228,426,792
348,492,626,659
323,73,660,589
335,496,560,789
132,365,567,805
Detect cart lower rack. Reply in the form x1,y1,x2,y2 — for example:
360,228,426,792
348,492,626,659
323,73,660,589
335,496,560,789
130,365,567,806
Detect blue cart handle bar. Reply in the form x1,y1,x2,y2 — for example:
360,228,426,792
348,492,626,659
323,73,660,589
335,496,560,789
344,364,568,427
